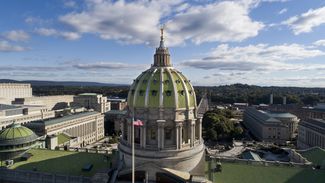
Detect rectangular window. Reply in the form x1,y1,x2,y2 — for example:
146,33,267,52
151,129,156,140
165,129,172,140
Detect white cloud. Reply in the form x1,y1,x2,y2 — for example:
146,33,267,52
166,1,264,45
35,28,80,40
181,43,325,71
0,41,27,52
3,30,30,42
59,0,264,46
63,0,76,8
283,6,325,35
314,39,325,47
278,8,287,15
73,62,146,70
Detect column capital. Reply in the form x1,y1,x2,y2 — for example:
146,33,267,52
175,121,183,127
189,119,196,125
157,119,166,127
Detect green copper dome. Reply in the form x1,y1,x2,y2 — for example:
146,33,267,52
0,124,39,160
0,123,38,145
127,29,197,109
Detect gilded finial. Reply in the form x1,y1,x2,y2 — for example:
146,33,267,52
159,24,165,48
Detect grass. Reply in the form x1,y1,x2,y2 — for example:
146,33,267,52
9,149,111,177
206,162,325,183
300,148,325,166
57,133,71,145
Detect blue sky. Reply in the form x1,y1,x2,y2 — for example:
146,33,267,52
0,0,325,87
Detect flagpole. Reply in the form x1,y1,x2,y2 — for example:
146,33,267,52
132,109,135,183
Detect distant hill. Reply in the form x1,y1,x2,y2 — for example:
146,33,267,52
0,79,127,87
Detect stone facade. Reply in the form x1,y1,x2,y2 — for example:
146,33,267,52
73,93,110,113
12,95,74,110
26,111,104,147
243,107,299,144
298,118,325,149
0,104,54,130
0,83,32,104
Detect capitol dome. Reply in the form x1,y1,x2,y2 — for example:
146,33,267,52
0,123,38,160
127,67,196,109
118,28,205,182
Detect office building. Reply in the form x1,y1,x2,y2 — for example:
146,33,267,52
243,107,299,144
0,83,32,104
298,118,325,149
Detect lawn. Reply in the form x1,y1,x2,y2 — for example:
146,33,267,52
9,149,111,177
300,147,325,166
206,162,325,183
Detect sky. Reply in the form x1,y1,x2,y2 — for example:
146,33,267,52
0,0,325,87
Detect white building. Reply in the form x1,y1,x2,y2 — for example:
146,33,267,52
298,118,325,149
243,107,299,144
0,104,55,130
73,93,110,113
0,83,32,104
26,111,105,147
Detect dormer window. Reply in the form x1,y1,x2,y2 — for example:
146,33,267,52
136,79,139,83
164,80,169,84
179,90,185,96
175,80,181,84
166,90,172,96
189,90,192,95
151,90,157,96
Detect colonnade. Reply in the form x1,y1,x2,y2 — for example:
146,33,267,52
123,117,202,150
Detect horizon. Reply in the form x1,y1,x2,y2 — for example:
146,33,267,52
1,0,325,87
2,78,325,89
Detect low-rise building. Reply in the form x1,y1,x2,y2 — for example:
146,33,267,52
243,107,299,144
108,98,127,111
25,111,104,147
0,104,55,130
298,118,325,149
73,93,110,113
12,95,74,110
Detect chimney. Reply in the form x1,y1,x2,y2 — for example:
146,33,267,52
283,96,287,105
270,94,273,105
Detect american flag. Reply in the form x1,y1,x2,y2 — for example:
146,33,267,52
133,119,143,126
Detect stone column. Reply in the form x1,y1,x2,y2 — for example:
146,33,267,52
197,117,202,143
140,122,147,148
176,124,180,150
127,120,132,145
175,122,183,150
190,120,195,147
157,120,165,149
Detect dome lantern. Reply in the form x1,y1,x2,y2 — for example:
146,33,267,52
153,27,171,67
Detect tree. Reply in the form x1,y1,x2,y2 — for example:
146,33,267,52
202,109,238,141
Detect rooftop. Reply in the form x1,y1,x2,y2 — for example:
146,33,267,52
265,111,297,118
299,147,325,166
78,93,100,96
0,104,20,111
207,162,325,183
7,149,111,177
31,111,100,126
302,118,325,129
